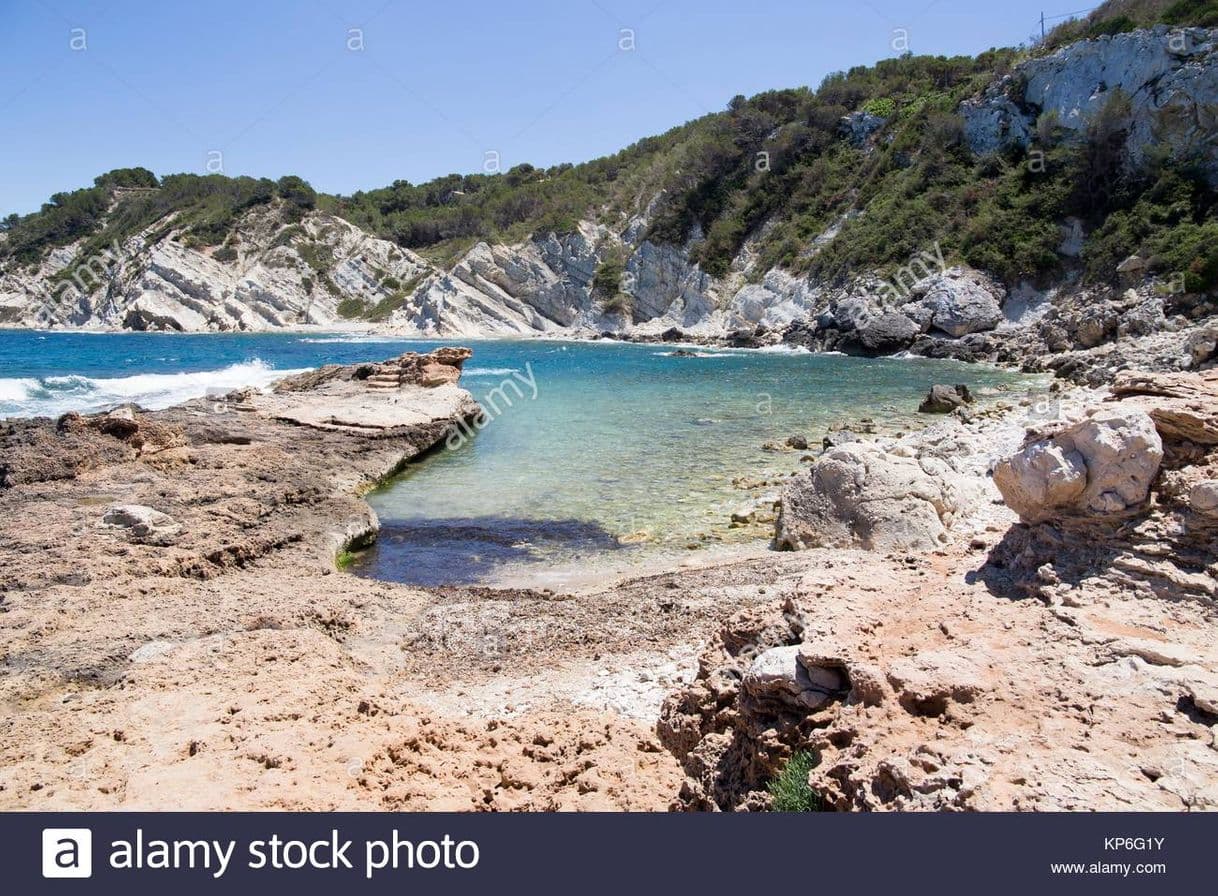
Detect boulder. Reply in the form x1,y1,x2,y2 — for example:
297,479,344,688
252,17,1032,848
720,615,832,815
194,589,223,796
907,268,1004,338
853,311,921,354
785,434,809,451
101,504,183,546
776,442,957,552
1117,255,1148,275
1118,297,1166,338
1185,328,1217,368
1189,481,1218,517
993,408,1163,524
919,384,973,414
1073,304,1119,348
741,645,845,714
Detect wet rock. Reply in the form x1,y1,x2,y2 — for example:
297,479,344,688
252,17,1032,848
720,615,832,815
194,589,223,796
993,408,1163,524
785,435,809,451
919,384,973,414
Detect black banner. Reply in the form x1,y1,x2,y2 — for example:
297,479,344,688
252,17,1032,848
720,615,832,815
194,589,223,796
7,812,1212,893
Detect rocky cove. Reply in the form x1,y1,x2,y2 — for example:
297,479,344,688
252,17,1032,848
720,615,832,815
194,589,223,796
0,328,1215,811
2,10,1218,814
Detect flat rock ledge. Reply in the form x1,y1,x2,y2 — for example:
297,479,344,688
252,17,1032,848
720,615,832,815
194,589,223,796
0,347,482,589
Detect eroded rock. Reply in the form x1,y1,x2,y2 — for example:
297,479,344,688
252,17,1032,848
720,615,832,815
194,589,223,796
776,442,957,552
993,409,1163,524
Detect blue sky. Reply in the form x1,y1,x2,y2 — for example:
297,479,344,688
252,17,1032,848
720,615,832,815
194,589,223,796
2,0,1074,215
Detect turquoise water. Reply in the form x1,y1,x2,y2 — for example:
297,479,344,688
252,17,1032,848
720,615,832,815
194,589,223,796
354,341,1033,584
0,330,1035,586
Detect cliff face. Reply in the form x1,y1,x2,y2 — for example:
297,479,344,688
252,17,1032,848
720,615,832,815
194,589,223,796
963,26,1218,180
0,205,432,331
2,27,1216,365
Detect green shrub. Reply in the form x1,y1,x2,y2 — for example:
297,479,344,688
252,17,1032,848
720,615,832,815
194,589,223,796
297,241,335,273
213,245,238,263
861,96,896,118
592,253,625,297
336,297,366,318
768,751,820,812
1163,0,1218,27
1088,15,1138,36
600,293,633,318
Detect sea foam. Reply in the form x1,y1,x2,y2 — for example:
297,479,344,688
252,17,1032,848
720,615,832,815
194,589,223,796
0,359,306,419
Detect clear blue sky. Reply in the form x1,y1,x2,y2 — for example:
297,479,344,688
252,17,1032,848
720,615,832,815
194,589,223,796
1,0,1076,216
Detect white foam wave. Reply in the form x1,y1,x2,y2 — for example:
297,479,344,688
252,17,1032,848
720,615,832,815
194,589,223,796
297,335,410,345
464,367,521,376
0,359,307,419
750,343,811,354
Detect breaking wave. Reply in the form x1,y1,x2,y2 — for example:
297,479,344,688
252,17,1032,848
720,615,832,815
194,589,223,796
0,359,307,419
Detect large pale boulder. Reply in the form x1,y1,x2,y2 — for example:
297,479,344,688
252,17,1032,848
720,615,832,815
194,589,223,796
776,443,957,552
906,267,1004,337
993,409,1163,524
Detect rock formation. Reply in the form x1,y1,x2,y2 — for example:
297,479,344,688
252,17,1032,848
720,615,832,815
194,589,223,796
963,27,1218,183
775,442,959,552
663,369,1218,811
993,408,1164,523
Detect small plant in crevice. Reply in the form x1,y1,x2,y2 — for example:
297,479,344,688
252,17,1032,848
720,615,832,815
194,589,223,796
767,750,821,812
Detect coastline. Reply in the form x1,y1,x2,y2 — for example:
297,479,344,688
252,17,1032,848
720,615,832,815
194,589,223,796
1,342,1215,811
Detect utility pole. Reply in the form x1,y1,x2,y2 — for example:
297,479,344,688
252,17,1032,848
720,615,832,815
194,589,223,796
1040,11,1046,40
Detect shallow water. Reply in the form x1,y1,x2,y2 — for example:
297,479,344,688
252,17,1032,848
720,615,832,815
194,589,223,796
351,341,1037,585
0,330,1040,587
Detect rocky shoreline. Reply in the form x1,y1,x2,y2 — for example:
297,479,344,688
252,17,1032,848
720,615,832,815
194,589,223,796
1,340,1215,811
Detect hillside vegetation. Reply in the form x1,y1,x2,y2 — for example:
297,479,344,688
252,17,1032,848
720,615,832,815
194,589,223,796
3,0,1216,300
